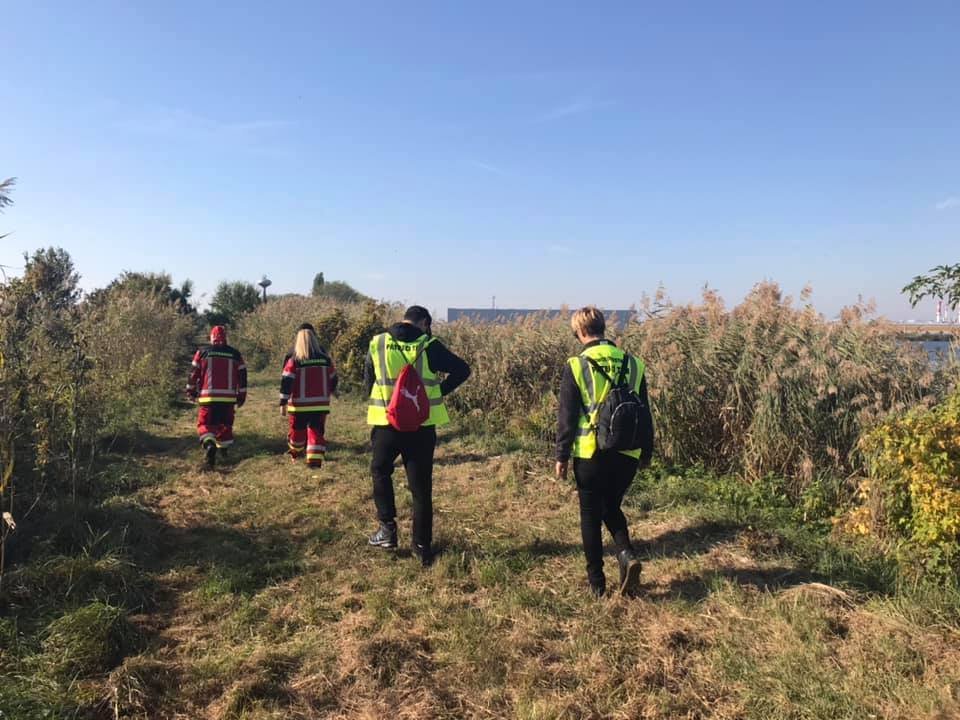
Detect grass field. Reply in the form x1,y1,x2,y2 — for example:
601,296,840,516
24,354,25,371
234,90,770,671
3,371,960,719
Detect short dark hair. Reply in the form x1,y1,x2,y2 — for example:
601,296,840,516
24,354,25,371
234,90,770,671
403,305,432,325
297,322,315,332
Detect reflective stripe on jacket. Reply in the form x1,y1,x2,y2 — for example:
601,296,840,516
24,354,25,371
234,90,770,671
188,346,247,405
281,355,336,413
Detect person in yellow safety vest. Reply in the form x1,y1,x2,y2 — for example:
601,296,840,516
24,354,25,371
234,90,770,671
363,305,471,566
555,307,654,598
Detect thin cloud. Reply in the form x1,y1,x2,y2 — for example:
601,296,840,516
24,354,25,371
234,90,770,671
116,105,293,152
227,120,294,133
935,196,960,211
469,160,507,176
537,98,613,122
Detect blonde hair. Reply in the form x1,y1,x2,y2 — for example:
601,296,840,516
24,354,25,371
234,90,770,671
294,328,323,362
571,306,606,338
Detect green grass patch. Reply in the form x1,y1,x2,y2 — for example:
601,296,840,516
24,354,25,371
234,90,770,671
39,601,137,680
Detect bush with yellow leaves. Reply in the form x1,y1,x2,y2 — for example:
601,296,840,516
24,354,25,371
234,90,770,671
856,391,960,575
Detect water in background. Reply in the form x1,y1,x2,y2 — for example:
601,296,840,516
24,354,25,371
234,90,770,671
920,340,959,366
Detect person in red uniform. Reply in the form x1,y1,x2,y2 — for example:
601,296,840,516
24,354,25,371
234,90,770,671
186,325,247,468
280,323,337,468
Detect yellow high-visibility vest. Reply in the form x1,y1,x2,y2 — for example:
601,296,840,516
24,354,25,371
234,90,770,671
569,341,645,459
367,332,449,427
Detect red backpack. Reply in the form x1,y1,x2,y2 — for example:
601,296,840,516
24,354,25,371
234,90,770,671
386,340,433,431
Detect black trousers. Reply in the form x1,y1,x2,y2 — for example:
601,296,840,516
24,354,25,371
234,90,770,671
371,425,437,547
573,451,640,586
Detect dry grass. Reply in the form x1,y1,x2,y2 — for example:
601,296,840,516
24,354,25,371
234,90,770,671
234,285,958,499
442,285,959,504
622,284,953,491
3,371,959,718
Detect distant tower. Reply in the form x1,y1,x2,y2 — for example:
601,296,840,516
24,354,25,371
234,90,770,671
258,275,272,303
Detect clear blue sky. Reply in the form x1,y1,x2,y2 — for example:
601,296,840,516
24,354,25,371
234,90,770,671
2,2,959,320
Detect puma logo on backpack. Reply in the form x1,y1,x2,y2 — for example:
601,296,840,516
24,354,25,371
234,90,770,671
386,339,432,431
399,386,422,413
585,354,650,452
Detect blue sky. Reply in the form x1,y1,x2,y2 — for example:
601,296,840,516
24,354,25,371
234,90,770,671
2,2,959,320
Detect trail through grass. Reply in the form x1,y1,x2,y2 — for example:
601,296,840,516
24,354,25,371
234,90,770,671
2,372,960,719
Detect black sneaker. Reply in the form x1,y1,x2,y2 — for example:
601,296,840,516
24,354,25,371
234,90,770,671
203,439,217,469
368,522,398,549
411,542,434,567
617,549,642,596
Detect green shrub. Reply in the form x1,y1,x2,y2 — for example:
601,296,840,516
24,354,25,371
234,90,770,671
207,280,261,327
82,287,196,437
313,278,369,303
1,251,195,597
332,300,392,388
1,249,88,496
235,295,390,373
86,271,196,315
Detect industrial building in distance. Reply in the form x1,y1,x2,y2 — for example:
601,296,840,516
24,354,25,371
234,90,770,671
447,308,637,326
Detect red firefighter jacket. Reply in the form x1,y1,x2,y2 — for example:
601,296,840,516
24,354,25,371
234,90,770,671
280,351,337,413
187,344,247,405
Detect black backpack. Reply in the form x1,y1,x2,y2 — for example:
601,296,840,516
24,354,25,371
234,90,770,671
584,354,649,452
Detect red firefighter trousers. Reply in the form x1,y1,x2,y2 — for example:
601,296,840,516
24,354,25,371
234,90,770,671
197,404,235,448
288,412,327,467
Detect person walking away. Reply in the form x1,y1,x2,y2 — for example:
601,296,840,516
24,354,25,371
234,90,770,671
280,323,337,468
363,305,470,566
186,325,247,468
555,307,654,597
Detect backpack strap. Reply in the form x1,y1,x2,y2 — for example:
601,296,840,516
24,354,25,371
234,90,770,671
397,336,435,368
583,353,630,387
414,336,436,363
616,353,630,386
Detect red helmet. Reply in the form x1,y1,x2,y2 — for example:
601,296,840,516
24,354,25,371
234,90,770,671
210,325,227,345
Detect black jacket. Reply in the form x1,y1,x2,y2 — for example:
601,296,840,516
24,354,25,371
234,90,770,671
362,323,471,398
556,339,653,463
